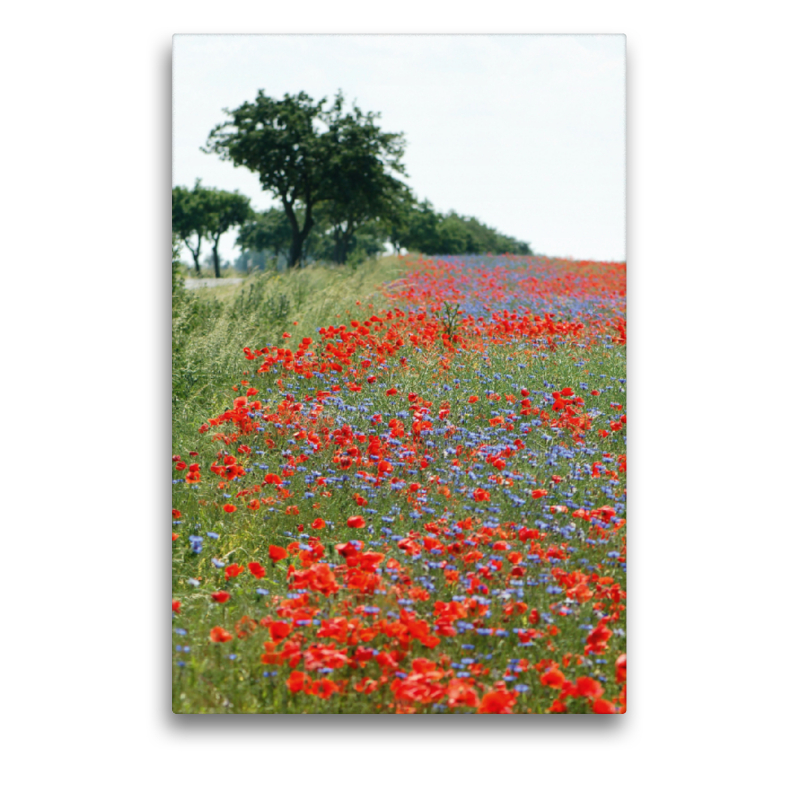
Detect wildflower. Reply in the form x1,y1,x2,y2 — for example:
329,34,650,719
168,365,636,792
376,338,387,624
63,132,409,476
246,561,267,583
615,653,627,683
270,621,292,641
209,626,233,643
575,676,604,698
477,688,516,714
592,698,617,714
540,668,565,688
269,545,288,562
286,671,310,693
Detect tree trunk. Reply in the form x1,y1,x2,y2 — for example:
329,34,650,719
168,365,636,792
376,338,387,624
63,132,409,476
188,234,202,275
287,234,303,270
212,240,221,278
283,196,314,269
341,225,354,264
282,198,303,269
332,228,344,264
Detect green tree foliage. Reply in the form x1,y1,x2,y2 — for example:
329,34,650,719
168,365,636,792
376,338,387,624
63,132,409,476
315,94,407,264
172,181,208,274
393,197,532,256
203,188,252,278
237,207,294,265
172,181,252,277
204,90,408,268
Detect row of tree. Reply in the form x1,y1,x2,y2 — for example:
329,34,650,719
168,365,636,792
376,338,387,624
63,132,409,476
172,90,531,274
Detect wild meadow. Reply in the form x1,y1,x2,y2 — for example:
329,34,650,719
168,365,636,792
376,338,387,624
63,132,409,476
172,254,627,714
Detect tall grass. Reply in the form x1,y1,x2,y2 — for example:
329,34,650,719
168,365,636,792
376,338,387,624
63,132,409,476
173,255,412,444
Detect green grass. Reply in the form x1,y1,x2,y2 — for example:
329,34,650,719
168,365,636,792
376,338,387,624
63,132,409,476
173,255,413,447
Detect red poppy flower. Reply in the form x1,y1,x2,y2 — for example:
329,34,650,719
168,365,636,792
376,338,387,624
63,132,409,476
172,509,181,519
477,688,517,714
172,599,181,614
585,621,613,655
224,564,244,581
575,676,604,698
531,488,548,499
209,626,232,643
540,668,565,688
210,591,231,603
248,561,266,579
223,503,236,513
472,488,490,502
468,396,478,403
347,515,366,529
286,670,309,693
270,620,292,641
615,653,627,683
311,518,326,530
592,698,617,714
268,545,288,562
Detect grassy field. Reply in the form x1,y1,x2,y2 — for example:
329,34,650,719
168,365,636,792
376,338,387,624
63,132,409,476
173,255,413,441
172,253,627,714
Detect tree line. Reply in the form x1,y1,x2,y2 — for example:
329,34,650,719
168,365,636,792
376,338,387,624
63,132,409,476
172,90,531,275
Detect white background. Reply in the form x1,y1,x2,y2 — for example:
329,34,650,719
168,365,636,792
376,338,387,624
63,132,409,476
2,2,799,799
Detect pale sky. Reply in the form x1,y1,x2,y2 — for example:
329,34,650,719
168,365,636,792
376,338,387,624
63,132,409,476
173,34,625,263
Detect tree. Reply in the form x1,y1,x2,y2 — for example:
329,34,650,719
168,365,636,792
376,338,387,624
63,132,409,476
172,181,252,277
172,181,208,275
315,94,407,264
393,197,533,256
204,90,407,268
392,198,440,254
237,207,294,263
203,188,252,278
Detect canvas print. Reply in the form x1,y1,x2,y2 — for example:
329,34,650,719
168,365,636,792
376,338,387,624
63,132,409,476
172,34,626,714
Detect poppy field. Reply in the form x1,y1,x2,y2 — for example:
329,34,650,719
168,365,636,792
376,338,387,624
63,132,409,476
172,254,627,714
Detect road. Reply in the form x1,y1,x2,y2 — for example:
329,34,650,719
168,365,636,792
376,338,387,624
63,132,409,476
184,277,244,290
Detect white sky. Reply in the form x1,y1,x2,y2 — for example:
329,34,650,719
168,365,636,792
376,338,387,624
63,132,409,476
173,34,625,263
